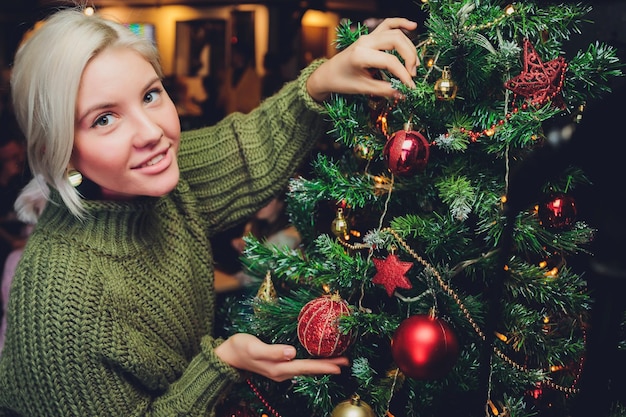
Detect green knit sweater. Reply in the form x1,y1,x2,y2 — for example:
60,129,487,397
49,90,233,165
0,61,327,416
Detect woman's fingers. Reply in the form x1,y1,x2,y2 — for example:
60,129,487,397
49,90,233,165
371,17,417,33
306,17,419,101
353,47,417,88
216,334,350,383
363,19,419,79
264,357,351,382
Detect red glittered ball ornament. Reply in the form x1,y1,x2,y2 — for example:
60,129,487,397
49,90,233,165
297,293,353,357
383,122,430,177
391,314,459,379
538,192,577,230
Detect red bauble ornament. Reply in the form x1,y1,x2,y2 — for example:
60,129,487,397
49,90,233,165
297,293,353,357
383,122,430,177
391,314,459,379
538,192,577,230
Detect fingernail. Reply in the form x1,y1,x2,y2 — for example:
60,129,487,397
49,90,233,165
283,347,295,359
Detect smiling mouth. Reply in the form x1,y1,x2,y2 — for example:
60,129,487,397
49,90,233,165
135,150,168,169
143,153,165,168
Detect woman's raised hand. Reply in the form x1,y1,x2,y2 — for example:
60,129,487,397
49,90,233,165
306,17,418,102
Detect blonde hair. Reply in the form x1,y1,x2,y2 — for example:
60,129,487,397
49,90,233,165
11,7,163,220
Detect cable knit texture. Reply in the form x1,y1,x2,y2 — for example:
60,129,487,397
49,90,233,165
0,60,327,416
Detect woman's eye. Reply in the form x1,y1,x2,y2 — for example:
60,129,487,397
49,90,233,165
93,114,114,127
144,88,162,104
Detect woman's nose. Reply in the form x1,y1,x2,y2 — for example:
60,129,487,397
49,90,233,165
131,110,163,147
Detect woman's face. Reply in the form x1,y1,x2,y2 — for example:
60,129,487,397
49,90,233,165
72,47,181,200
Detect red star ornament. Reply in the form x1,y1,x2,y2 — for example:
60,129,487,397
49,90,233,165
372,254,413,297
504,39,567,108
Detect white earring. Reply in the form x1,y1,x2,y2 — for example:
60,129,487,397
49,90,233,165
68,169,83,187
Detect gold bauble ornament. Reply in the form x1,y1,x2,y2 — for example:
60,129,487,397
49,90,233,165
434,66,458,101
331,208,350,240
354,142,374,161
331,394,375,417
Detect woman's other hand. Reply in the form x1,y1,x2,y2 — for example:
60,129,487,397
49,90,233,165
215,333,350,382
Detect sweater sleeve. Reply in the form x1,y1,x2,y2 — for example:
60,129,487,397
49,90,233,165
148,337,240,415
177,59,328,232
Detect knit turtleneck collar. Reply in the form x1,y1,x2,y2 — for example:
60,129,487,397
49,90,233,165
38,188,164,258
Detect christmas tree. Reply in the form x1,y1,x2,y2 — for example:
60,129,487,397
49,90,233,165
217,1,623,416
